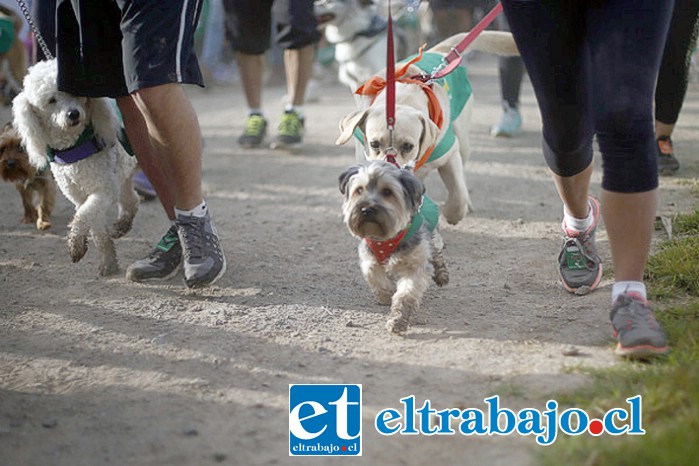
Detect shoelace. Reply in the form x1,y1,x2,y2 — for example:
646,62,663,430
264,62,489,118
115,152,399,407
178,218,204,260
279,113,302,136
244,116,266,136
614,296,657,331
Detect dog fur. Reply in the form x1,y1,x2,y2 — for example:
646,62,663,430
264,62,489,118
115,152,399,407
335,31,519,224
315,0,415,92
340,161,448,334
0,121,55,230
12,59,139,276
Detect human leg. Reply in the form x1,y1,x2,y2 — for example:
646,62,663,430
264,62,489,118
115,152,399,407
502,0,672,357
224,0,273,147
429,0,474,42
654,0,699,174
502,1,601,292
491,14,524,137
271,0,320,149
284,44,316,108
588,1,672,356
235,52,269,147
117,1,224,287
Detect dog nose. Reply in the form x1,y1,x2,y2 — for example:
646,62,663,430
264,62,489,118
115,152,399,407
67,109,81,124
361,206,376,217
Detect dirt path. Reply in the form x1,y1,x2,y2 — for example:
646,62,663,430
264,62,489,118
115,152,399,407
1,55,698,465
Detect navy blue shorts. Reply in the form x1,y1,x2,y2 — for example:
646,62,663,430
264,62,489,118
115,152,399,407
222,0,320,54
55,0,204,97
501,0,673,193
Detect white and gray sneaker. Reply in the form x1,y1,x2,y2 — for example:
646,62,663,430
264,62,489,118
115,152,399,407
176,210,226,288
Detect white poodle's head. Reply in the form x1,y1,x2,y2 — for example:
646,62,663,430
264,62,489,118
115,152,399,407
12,58,118,169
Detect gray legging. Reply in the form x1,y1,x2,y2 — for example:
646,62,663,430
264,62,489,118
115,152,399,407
501,0,673,193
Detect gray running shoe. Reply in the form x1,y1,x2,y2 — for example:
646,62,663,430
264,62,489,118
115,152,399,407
238,114,268,148
126,225,182,281
271,110,304,149
610,293,669,358
176,210,226,288
558,196,602,294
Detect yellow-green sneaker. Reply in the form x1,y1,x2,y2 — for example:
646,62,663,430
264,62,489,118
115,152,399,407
271,110,304,149
238,114,267,148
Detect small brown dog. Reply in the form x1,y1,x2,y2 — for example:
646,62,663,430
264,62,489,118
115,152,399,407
339,161,448,333
0,122,55,230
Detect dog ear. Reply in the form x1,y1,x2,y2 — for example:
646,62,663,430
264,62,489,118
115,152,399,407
418,114,441,156
336,109,369,145
86,97,119,145
338,165,361,195
11,91,50,169
398,169,425,213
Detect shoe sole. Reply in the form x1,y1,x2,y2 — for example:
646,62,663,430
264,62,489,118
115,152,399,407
270,141,303,150
615,343,669,359
490,129,520,137
127,260,182,282
185,257,227,289
239,140,265,149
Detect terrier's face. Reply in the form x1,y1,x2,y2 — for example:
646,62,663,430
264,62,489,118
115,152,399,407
0,123,34,182
339,161,424,241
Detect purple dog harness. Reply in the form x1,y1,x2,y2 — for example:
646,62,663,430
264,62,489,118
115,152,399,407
47,125,106,164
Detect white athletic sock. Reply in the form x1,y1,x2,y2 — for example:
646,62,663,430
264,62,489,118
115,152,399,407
175,200,207,219
285,104,304,117
563,200,592,232
612,281,647,303
248,108,263,117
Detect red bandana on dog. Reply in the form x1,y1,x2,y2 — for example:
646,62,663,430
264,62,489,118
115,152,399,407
364,228,409,264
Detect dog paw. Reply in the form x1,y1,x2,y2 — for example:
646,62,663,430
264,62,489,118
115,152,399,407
36,219,52,230
111,218,133,239
433,268,449,287
68,234,88,263
386,313,409,334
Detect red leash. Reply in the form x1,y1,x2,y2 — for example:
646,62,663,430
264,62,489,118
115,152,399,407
385,0,398,167
431,2,503,80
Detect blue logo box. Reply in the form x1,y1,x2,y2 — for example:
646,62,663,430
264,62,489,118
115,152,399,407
289,384,362,456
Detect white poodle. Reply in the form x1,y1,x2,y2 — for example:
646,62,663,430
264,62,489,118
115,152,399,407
12,59,139,276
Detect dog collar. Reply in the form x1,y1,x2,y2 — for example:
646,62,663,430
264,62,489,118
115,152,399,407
364,195,439,264
47,125,106,164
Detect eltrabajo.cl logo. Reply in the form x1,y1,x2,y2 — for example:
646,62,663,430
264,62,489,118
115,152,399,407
289,384,362,456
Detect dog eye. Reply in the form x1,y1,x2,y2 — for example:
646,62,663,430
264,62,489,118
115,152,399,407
400,143,414,153
48,97,56,104
382,188,393,197
354,186,364,196
369,141,380,151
